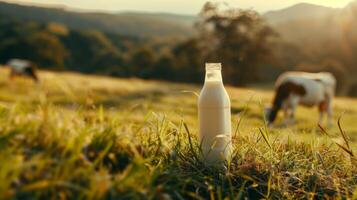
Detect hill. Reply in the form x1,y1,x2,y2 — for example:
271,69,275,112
263,3,336,24
0,1,196,38
0,68,356,199
263,2,340,43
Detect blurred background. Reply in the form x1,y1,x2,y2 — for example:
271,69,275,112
0,0,356,96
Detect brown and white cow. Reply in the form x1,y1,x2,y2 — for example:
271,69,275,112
7,59,39,82
266,72,336,127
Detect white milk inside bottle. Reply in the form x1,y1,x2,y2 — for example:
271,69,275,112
198,63,232,165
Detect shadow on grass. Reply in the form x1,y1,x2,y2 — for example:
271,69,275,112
45,89,168,110
231,106,245,114
94,90,166,109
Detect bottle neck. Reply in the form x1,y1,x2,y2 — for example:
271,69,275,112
205,63,223,83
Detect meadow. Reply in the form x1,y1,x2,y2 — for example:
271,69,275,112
0,68,356,199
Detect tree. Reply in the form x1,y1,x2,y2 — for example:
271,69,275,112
195,2,278,85
27,31,66,68
0,21,66,68
62,30,120,73
172,39,205,82
153,54,175,80
130,47,156,78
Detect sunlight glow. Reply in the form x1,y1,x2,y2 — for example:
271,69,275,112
2,0,354,14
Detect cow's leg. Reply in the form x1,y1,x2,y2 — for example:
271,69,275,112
25,66,39,82
327,99,333,127
283,102,289,123
9,69,16,80
282,101,291,125
288,96,299,125
318,109,324,126
318,101,327,126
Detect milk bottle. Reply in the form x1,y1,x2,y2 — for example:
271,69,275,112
198,63,232,165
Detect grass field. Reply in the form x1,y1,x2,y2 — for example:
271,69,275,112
0,68,356,199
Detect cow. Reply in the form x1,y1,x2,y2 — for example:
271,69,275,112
265,72,336,127
7,59,39,82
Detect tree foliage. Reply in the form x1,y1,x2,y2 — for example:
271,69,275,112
0,21,65,68
195,2,278,85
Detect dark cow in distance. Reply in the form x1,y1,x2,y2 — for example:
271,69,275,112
7,59,39,82
266,72,336,127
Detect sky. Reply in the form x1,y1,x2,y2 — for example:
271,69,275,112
2,0,354,14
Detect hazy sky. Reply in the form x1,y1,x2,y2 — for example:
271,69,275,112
3,0,354,14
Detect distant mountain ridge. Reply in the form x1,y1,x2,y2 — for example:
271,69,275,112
0,1,196,38
263,3,337,24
